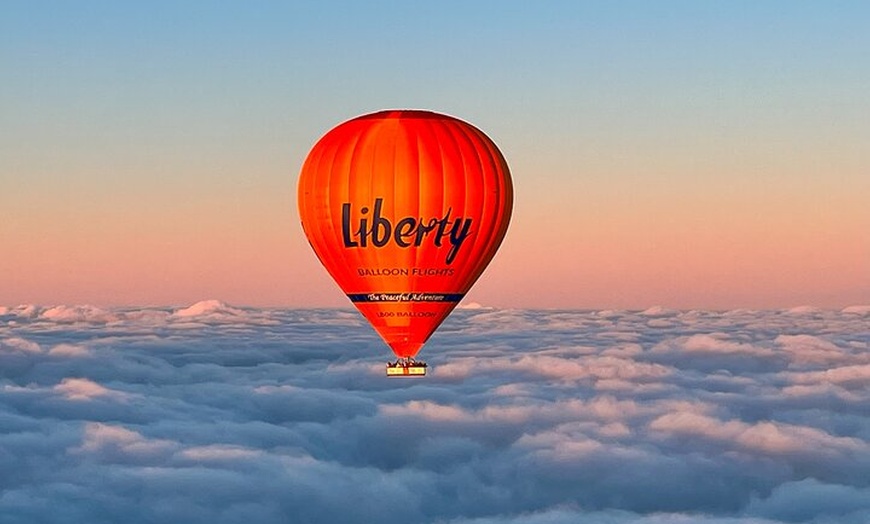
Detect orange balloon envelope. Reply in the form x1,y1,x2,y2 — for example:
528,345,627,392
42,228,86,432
298,110,513,361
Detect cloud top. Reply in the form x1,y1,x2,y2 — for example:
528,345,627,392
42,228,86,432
1,304,868,523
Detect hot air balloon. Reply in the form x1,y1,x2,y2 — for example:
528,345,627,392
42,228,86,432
297,110,512,376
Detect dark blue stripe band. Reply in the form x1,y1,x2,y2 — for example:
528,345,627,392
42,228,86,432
348,293,465,303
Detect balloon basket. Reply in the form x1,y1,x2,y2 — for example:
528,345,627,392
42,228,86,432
386,358,427,377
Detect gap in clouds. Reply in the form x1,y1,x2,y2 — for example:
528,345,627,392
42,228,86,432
1,302,870,523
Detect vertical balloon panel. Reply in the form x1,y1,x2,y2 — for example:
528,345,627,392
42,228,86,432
298,110,512,359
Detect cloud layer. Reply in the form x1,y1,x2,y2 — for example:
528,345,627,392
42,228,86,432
2,301,869,523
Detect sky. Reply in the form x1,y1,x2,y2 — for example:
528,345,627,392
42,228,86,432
2,302,870,523
2,1,869,309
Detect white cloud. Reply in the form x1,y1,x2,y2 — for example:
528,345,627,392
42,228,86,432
73,422,177,460
649,411,867,456
1,306,868,523
54,378,126,401
1,337,42,353
842,305,870,315
382,400,472,422
681,333,772,356
639,306,677,317
40,305,117,323
788,364,870,386
776,334,851,366
7,304,40,318
435,354,671,382
48,343,93,357
177,444,263,462
786,306,823,315
457,302,492,310
173,299,245,318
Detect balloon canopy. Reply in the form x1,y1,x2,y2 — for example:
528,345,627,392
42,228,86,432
298,110,513,360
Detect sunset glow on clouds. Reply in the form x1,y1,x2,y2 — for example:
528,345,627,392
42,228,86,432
2,2,868,309
2,303,869,522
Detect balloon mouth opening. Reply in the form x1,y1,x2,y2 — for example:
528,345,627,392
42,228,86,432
390,342,424,359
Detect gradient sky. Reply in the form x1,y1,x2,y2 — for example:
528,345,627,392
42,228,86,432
2,1,868,309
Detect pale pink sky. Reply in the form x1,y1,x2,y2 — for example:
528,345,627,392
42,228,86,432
4,151,867,309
